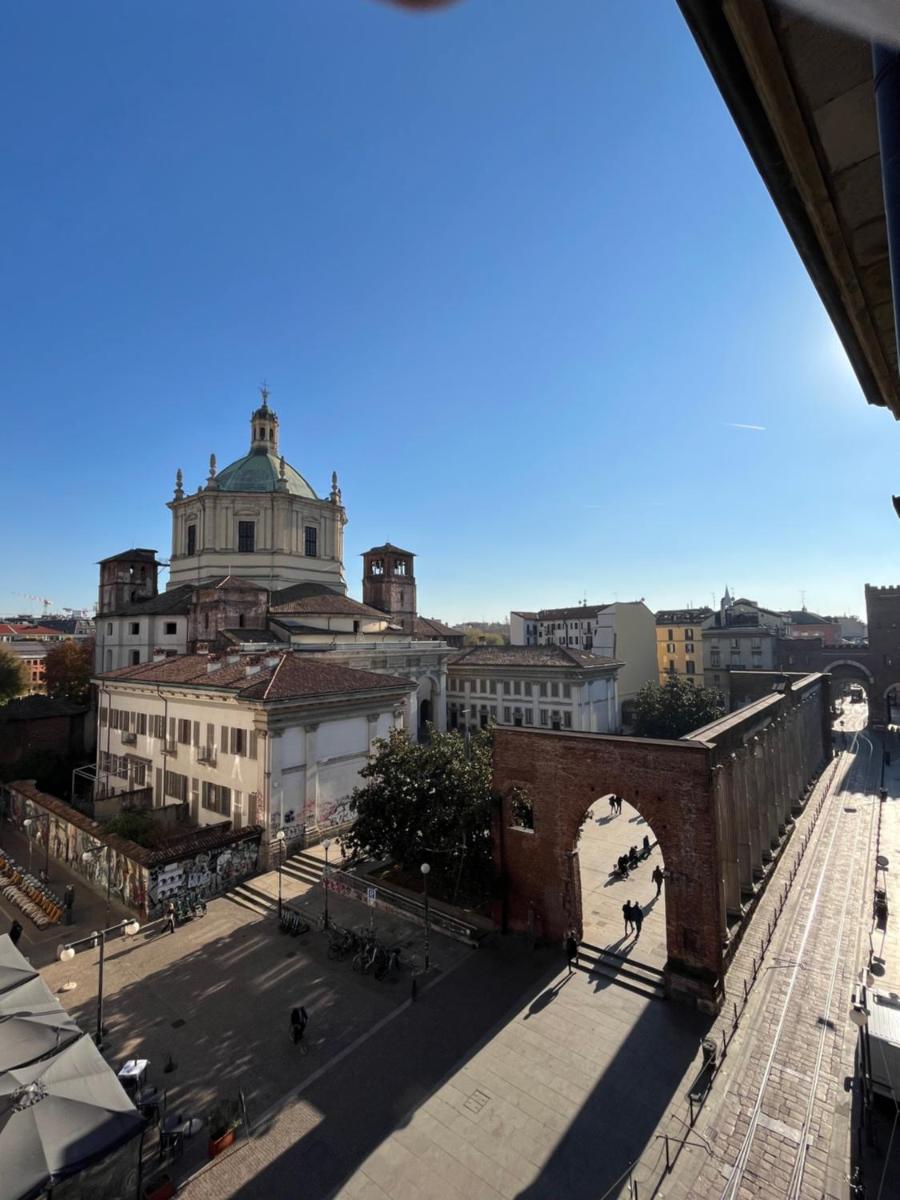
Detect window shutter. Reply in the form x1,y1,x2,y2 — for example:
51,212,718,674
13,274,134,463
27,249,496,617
207,722,214,749
248,732,257,760
230,728,237,755
155,767,162,803
169,717,176,741
193,721,200,746
220,725,228,753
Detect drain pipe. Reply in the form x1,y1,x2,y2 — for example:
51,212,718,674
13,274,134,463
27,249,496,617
873,42,900,370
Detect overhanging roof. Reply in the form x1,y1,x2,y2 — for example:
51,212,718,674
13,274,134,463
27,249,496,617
678,0,900,417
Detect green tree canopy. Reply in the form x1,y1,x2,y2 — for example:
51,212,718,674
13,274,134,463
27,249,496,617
632,675,725,740
341,726,495,906
44,639,94,704
0,648,26,705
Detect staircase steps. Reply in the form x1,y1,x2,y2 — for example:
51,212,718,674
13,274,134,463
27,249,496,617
281,851,326,887
576,939,666,1001
225,881,277,917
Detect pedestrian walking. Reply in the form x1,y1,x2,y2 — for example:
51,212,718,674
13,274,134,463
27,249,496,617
9,919,23,946
63,884,75,926
652,865,665,897
642,834,651,857
622,901,633,936
608,794,616,818
632,903,644,940
565,931,578,975
165,902,176,934
614,794,623,815
290,1005,309,1045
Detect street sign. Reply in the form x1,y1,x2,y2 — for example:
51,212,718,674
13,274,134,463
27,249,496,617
366,887,377,907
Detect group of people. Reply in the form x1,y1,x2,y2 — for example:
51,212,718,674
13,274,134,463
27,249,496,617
607,794,624,816
622,900,643,939
615,834,653,878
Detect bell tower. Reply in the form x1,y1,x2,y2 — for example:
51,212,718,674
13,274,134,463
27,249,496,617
250,386,279,454
362,543,417,634
97,549,160,614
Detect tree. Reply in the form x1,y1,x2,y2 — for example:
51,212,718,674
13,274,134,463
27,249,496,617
461,628,505,646
341,726,495,906
632,675,725,740
44,639,94,704
0,648,26,705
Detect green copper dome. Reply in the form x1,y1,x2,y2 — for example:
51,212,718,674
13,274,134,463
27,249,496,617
215,448,318,498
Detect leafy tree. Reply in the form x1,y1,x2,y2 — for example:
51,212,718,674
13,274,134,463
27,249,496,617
632,675,725,740
44,639,94,704
102,809,166,849
461,628,505,646
0,648,26,704
342,726,495,906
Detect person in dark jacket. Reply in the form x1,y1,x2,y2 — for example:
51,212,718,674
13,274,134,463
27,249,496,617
565,932,578,974
632,903,644,940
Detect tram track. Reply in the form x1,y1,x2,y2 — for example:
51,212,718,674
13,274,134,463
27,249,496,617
717,723,878,1200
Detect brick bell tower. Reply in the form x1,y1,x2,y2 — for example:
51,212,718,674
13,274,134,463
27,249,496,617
362,543,417,634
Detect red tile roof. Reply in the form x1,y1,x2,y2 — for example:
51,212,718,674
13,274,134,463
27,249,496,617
0,624,67,638
450,645,622,671
95,651,414,702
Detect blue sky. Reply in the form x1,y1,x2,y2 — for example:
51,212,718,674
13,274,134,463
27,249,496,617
2,0,895,625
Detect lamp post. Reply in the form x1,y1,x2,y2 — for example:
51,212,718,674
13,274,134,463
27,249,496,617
274,831,285,921
420,862,431,971
59,918,140,1049
23,818,35,875
82,844,112,928
322,838,332,931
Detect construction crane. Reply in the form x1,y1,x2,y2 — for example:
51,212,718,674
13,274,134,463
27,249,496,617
16,592,54,615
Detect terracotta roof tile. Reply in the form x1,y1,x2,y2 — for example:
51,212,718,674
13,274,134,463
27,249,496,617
449,645,621,671
95,651,414,701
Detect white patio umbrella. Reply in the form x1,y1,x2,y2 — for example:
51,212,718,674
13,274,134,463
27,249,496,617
0,977,83,1072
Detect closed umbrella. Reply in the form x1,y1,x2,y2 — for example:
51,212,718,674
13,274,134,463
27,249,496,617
0,1036,144,1200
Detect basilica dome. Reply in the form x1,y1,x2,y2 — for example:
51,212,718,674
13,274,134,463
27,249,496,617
215,448,318,498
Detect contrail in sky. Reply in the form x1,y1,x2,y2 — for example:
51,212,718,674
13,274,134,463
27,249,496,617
726,422,766,431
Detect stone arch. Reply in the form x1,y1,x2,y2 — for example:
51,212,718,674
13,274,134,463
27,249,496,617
492,728,723,1011
827,661,874,714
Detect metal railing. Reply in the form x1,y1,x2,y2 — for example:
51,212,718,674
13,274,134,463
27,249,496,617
324,866,481,946
120,731,137,745
197,745,217,766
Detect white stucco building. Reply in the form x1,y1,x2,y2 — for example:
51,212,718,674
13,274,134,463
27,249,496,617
508,600,656,726
94,649,413,850
447,645,621,734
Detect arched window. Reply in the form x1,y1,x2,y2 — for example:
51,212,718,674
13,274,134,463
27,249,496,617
269,428,274,441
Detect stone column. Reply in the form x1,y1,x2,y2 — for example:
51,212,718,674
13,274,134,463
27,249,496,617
304,724,319,830
764,733,781,845
732,752,753,896
750,738,771,864
715,761,741,919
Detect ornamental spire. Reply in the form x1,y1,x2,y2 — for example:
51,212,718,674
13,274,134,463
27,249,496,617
174,468,184,500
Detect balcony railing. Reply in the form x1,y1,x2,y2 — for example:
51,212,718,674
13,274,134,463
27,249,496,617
197,746,217,767
163,738,177,756
120,731,137,745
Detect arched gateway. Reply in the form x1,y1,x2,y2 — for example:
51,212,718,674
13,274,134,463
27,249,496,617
492,671,832,1013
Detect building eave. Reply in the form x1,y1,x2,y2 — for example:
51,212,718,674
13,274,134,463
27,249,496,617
678,0,899,417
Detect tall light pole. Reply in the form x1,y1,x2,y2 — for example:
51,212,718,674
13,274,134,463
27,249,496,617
322,838,332,930
274,830,285,921
59,918,140,1049
23,818,35,875
420,862,431,971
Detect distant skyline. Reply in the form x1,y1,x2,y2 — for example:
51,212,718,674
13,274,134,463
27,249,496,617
3,1,897,627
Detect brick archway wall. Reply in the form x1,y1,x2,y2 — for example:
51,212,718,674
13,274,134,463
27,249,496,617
492,730,723,1012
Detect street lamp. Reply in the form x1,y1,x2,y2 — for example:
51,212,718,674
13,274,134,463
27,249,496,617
322,838,332,931
82,844,112,928
420,862,431,971
59,918,140,1049
274,831,285,921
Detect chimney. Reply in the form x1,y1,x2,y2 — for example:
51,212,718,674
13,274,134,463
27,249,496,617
207,659,223,674
153,648,167,662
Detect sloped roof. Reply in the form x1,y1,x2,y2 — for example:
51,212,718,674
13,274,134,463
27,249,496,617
536,604,612,621
95,651,413,702
414,616,459,639
362,543,416,557
270,591,388,619
656,607,714,625
450,645,621,672
97,548,159,565
104,584,194,618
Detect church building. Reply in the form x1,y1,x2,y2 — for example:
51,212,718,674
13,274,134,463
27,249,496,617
91,391,455,852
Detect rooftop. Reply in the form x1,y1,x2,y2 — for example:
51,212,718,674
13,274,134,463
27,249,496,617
656,607,714,625
537,604,612,622
413,616,459,639
450,645,622,672
103,584,194,618
95,650,414,702
214,448,318,499
363,543,416,558
270,588,388,619
97,548,159,565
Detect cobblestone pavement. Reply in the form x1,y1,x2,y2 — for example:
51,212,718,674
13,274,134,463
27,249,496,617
635,710,881,1200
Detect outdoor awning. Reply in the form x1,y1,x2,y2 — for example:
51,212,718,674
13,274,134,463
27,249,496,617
0,977,83,1072
0,937,38,996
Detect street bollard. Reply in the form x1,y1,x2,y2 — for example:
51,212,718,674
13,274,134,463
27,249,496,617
664,1133,671,1173
743,978,748,1001
733,1001,738,1028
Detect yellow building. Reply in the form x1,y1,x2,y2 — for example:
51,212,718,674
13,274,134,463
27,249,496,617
655,608,712,687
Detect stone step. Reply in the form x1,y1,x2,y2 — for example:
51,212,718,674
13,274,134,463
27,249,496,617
576,940,667,1001
282,853,326,886
225,882,277,916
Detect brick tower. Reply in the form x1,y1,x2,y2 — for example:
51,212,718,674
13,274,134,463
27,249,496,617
97,549,160,614
362,543,416,634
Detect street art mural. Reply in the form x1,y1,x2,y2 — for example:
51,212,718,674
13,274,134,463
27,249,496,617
145,837,259,916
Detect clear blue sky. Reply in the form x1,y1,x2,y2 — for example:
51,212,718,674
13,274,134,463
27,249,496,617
3,0,896,624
